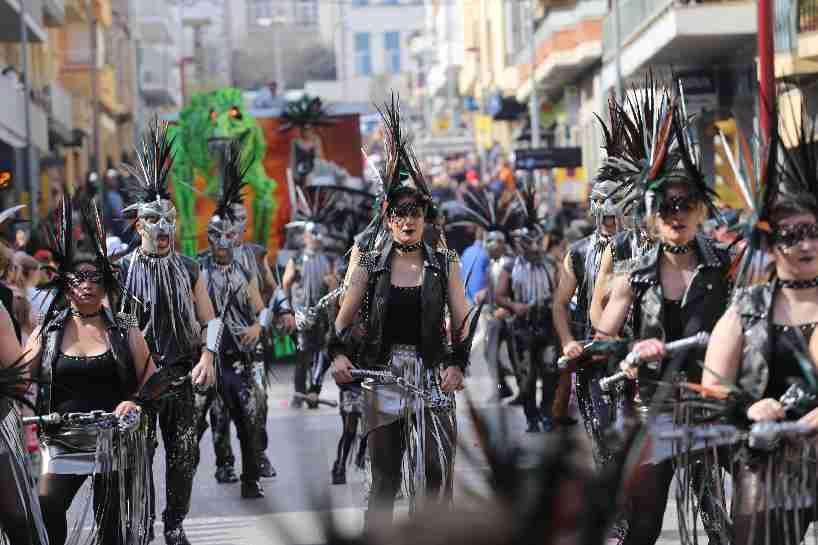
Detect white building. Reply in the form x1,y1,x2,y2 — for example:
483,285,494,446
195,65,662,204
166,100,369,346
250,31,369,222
133,0,181,110
307,0,425,105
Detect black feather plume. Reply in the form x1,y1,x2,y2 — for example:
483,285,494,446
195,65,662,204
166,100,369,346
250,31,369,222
214,139,249,222
123,116,175,205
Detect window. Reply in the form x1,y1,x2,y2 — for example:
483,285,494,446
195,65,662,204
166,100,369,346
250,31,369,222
352,0,369,5
294,0,318,26
249,0,273,22
354,33,372,76
384,31,401,74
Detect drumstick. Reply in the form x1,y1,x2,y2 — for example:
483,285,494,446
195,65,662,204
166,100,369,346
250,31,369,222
292,392,339,408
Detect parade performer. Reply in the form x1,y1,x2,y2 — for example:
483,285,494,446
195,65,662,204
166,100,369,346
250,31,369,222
554,176,627,462
27,196,155,545
282,187,337,408
495,181,560,432
194,143,271,500
119,119,217,545
447,189,521,401
330,97,474,527
204,147,294,484
0,306,46,544
700,106,818,545
596,98,730,545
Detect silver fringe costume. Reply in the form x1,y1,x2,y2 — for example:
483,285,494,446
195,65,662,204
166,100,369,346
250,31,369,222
0,403,48,545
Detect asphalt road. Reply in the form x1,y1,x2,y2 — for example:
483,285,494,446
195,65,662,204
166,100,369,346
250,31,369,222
145,334,693,545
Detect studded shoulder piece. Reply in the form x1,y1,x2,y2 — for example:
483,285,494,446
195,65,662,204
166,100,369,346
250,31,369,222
116,311,140,330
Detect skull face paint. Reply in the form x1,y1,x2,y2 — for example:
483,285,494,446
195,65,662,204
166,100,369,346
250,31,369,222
138,199,177,254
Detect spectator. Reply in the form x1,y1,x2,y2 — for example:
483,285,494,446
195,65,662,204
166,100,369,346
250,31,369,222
102,168,125,238
499,159,516,192
459,228,489,304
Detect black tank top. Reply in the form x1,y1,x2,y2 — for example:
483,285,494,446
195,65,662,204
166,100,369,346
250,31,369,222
765,322,818,400
51,351,127,413
382,285,422,350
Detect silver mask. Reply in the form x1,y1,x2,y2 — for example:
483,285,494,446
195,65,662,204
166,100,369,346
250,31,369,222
484,230,506,254
134,199,177,254
230,203,248,235
589,180,625,230
208,214,242,254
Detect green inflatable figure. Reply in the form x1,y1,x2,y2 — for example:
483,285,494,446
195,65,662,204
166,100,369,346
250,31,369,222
169,88,277,256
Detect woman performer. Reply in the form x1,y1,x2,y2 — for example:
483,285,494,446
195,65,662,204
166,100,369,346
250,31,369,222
596,102,730,545
701,109,818,545
0,296,46,545
330,97,472,528
28,196,155,545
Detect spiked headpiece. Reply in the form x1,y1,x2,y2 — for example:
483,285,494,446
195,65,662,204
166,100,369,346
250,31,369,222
446,187,523,245
208,139,250,251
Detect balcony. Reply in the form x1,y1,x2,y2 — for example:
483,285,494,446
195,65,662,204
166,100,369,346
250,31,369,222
0,0,47,42
139,46,179,107
600,0,756,91
46,83,74,143
43,0,65,26
0,72,49,151
514,0,607,101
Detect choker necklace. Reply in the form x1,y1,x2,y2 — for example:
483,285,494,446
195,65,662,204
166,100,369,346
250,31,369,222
70,309,102,319
394,240,423,253
661,241,695,255
779,276,818,289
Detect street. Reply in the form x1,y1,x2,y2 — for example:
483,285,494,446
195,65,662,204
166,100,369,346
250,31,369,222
147,355,692,545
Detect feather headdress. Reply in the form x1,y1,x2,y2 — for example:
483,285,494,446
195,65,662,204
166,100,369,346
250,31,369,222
510,178,548,244
38,196,124,336
286,186,341,233
358,93,435,252
445,187,523,240
122,116,174,209
279,95,335,133
213,138,250,223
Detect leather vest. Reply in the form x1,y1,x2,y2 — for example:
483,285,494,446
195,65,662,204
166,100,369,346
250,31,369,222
36,308,138,416
358,239,453,370
733,282,775,399
628,234,730,387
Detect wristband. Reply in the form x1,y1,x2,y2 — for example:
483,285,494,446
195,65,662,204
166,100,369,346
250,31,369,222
205,318,224,354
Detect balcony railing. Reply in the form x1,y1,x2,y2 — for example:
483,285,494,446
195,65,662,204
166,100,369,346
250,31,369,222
515,0,608,67
800,0,818,31
602,0,674,53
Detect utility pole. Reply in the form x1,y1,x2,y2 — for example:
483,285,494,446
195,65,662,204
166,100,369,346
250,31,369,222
224,0,234,86
339,2,347,100
447,3,459,133
528,0,541,148
758,0,774,138
20,0,36,221
90,0,101,183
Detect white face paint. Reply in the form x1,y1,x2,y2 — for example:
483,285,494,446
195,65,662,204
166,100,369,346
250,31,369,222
137,199,177,254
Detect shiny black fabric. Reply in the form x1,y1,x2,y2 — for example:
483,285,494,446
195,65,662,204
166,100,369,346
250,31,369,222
52,351,124,414
382,285,422,349
39,472,128,545
358,240,454,371
766,323,816,399
628,235,730,399
194,355,262,483
36,308,138,417
146,379,198,531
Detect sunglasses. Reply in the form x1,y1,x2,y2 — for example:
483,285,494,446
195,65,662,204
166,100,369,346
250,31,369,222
389,202,426,220
773,222,818,248
67,270,105,287
658,195,699,218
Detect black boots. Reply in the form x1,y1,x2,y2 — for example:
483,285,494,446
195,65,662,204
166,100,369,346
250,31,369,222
331,460,346,485
259,455,277,478
215,465,238,484
241,480,265,499
163,515,191,545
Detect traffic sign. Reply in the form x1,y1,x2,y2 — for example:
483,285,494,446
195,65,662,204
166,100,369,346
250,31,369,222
514,147,582,170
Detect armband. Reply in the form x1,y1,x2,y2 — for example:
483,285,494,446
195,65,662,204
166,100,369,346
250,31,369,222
258,308,272,329
205,318,224,354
